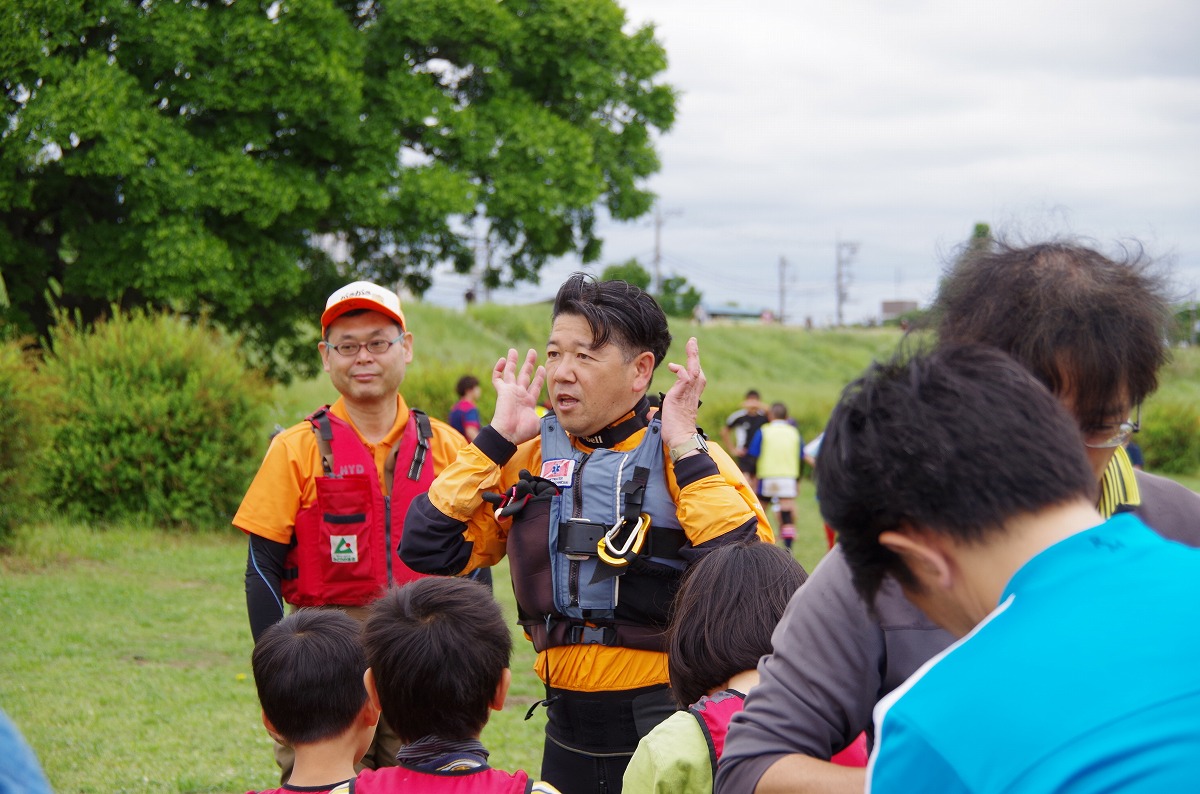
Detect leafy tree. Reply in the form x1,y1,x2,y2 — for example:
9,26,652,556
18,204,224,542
918,221,993,331
658,273,701,318
966,222,993,254
598,259,698,317
601,258,651,290
1,0,676,379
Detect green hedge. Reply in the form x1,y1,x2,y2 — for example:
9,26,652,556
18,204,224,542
1140,401,1200,475
0,339,53,539
42,310,272,529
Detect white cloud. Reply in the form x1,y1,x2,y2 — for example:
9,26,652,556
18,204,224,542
426,0,1200,322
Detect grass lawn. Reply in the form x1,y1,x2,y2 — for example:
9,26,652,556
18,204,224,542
3,469,1193,791
0,498,829,794
3,469,1194,791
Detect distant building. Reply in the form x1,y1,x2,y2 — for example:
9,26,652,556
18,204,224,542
881,300,919,322
702,303,771,324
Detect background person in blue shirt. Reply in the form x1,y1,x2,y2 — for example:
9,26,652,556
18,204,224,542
449,374,483,442
815,344,1200,792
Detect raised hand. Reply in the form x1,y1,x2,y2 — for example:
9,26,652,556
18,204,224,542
660,337,706,450
489,348,546,446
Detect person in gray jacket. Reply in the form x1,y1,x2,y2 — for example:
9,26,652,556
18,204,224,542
716,239,1200,794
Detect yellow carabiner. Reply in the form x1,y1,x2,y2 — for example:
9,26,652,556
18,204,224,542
596,514,650,567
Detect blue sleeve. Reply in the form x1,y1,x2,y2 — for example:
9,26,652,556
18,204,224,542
870,712,969,794
747,429,763,457
0,710,52,794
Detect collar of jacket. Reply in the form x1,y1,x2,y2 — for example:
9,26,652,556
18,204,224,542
575,396,652,449
1099,444,1141,519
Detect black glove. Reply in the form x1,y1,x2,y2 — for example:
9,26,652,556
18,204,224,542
482,469,560,518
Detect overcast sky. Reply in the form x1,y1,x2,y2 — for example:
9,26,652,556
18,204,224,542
426,0,1200,326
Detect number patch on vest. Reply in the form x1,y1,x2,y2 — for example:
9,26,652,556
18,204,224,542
541,459,576,487
330,535,359,563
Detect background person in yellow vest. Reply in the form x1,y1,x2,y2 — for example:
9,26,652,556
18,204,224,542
748,403,803,550
234,281,470,782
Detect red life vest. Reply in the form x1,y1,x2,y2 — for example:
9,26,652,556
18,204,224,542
347,765,535,793
691,689,868,771
689,688,745,771
282,407,433,607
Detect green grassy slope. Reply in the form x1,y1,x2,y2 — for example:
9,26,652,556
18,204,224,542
268,300,907,444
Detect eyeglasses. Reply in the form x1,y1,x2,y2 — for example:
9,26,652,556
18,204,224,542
325,335,404,358
1082,405,1140,449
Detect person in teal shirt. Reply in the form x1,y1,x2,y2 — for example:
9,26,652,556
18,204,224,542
817,344,1200,793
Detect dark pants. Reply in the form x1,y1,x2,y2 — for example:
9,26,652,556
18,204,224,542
539,684,676,794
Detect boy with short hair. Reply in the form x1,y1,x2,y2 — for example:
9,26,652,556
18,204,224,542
349,577,559,792
250,610,379,794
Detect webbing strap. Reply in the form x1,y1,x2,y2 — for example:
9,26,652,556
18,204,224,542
314,410,335,476
408,409,433,481
621,467,649,523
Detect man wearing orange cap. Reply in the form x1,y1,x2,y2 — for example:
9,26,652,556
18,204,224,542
234,281,469,778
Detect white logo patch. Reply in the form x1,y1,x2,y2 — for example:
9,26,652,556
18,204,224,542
540,458,576,487
331,535,359,563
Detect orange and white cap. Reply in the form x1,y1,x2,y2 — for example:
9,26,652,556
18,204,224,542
321,281,406,334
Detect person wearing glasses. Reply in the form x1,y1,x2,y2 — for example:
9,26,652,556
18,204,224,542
817,345,1200,791
234,281,470,780
717,241,1200,794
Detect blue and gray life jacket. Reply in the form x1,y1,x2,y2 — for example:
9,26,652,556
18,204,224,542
506,412,689,652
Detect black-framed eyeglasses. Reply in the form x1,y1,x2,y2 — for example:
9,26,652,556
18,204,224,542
1082,405,1140,449
326,335,404,358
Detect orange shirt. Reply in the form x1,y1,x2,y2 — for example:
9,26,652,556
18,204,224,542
234,394,466,544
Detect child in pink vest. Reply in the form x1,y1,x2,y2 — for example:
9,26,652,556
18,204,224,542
624,542,867,792
346,577,559,793
247,610,380,794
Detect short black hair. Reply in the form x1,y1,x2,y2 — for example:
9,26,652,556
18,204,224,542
251,609,368,746
768,402,788,420
362,578,511,744
817,344,1096,604
934,239,1172,429
455,374,480,397
667,542,807,708
552,273,671,369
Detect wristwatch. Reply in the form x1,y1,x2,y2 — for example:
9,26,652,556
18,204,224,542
669,433,709,463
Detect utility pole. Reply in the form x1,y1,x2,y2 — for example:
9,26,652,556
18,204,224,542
835,239,859,327
778,256,787,324
652,206,682,297
471,231,494,304
1189,289,1198,347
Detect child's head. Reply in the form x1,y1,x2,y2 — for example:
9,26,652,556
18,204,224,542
251,609,370,745
362,577,512,744
667,541,808,707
